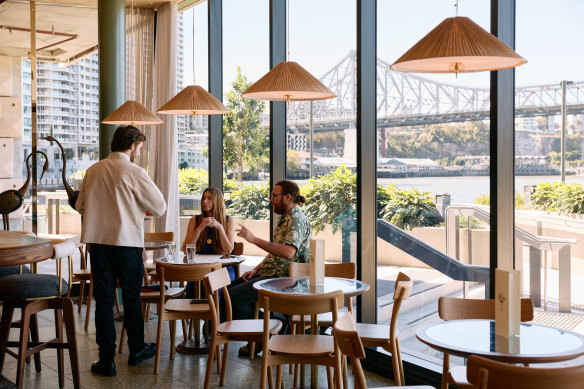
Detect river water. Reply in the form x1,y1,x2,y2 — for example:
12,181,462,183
378,175,584,204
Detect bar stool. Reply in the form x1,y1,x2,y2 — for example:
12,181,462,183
0,240,81,388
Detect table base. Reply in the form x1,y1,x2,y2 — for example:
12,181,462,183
176,339,211,354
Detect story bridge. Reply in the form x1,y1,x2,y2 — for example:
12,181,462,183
285,50,584,132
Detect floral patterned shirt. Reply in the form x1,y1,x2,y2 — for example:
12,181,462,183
258,206,312,277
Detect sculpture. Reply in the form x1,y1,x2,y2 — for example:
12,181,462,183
43,136,79,210
0,151,49,231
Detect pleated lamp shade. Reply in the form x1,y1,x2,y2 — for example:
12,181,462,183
241,61,336,102
157,85,230,115
101,100,163,125
390,16,526,74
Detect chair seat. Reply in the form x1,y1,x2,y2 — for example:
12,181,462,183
269,334,334,356
0,274,69,299
0,265,30,279
291,307,349,327
140,287,184,303
354,322,397,344
72,268,91,278
217,319,282,336
450,365,469,386
164,298,210,313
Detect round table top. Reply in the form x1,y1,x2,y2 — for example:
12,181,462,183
155,254,245,268
0,231,53,266
144,241,169,250
253,276,370,298
416,319,584,364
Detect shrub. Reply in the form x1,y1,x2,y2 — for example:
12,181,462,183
378,186,443,230
178,168,208,195
531,181,584,214
472,193,525,210
227,182,270,220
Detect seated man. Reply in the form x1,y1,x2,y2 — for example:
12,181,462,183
230,180,311,353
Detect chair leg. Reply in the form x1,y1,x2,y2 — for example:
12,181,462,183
84,275,93,331
59,297,81,389
119,326,126,353
396,338,405,385
0,301,15,373
170,320,176,360
442,354,451,389
114,287,121,314
267,366,274,389
391,341,401,386
54,307,65,388
342,355,349,389
326,365,333,389
215,344,221,374
219,342,229,386
78,280,85,313
260,354,268,389
276,365,283,389
154,315,164,375
204,337,216,389
29,313,41,372
16,303,31,388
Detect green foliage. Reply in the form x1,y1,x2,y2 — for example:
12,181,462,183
178,161,189,169
378,186,443,230
531,182,584,214
227,183,271,220
472,193,525,210
223,67,269,181
302,166,356,234
178,168,208,195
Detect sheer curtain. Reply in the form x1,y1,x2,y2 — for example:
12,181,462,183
128,3,179,244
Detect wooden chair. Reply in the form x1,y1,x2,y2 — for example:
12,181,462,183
438,297,534,389
459,354,584,389
0,240,80,388
153,261,221,374
333,312,434,389
353,272,413,386
202,267,282,389
288,261,356,385
258,288,344,389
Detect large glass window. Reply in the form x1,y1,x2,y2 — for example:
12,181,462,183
286,0,356,263
515,0,584,330
222,0,271,252
376,0,491,368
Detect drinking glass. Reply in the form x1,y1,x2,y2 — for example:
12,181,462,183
186,244,196,263
167,241,176,258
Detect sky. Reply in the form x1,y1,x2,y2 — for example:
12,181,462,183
181,0,584,93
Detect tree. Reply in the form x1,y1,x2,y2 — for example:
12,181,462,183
223,67,269,181
178,161,189,169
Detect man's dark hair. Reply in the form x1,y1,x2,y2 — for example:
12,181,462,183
110,125,146,152
276,179,306,205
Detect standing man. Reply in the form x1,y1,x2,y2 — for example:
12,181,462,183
77,125,167,376
231,179,311,353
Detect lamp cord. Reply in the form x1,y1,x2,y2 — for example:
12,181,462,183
455,0,459,17
286,0,290,61
193,5,196,84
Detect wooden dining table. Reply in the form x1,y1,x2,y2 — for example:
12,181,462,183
0,230,53,266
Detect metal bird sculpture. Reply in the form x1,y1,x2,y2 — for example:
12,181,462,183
43,136,79,210
0,150,49,231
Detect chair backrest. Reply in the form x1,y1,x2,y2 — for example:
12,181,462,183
157,262,221,283
204,267,233,323
258,288,344,317
333,312,368,389
466,355,584,389
438,297,534,322
231,241,244,255
388,272,413,340
145,232,174,242
288,262,356,279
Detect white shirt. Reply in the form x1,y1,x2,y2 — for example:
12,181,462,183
76,152,167,247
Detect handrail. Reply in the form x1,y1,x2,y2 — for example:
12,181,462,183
376,219,490,285
445,205,578,253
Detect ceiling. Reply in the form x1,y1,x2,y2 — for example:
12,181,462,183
0,0,181,64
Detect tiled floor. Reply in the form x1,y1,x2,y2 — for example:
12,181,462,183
0,293,396,388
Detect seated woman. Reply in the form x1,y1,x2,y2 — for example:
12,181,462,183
181,187,236,298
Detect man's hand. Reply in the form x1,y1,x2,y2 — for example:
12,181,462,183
242,267,258,281
237,224,256,244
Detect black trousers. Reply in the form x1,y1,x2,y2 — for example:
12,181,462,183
227,275,274,320
90,244,145,362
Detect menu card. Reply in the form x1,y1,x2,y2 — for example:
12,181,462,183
310,239,325,286
495,268,521,337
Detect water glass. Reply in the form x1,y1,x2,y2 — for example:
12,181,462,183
186,244,196,263
167,241,176,257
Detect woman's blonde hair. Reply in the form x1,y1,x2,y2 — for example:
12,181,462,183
196,187,227,253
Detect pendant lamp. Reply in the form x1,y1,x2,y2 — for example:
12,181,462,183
158,85,230,115
101,1,163,126
158,5,230,116
241,61,336,103
390,16,526,74
102,100,164,126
